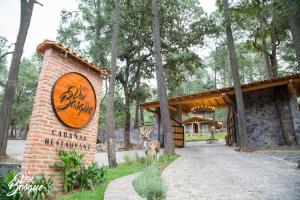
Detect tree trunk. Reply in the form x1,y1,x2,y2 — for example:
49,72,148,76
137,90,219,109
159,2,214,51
0,0,35,157
270,25,278,77
262,38,273,78
134,104,139,129
223,0,248,149
134,73,141,129
287,0,300,68
122,58,131,149
123,85,131,149
227,52,232,86
274,88,296,146
106,0,120,168
140,107,144,126
9,120,15,138
151,0,174,154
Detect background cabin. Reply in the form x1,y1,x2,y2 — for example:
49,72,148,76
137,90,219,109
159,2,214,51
140,73,300,149
183,116,223,135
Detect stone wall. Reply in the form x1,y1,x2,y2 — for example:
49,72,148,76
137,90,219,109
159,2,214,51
243,86,299,148
98,121,158,144
288,91,300,144
21,48,103,193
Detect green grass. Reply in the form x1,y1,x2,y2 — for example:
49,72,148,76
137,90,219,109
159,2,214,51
56,154,180,200
185,132,225,142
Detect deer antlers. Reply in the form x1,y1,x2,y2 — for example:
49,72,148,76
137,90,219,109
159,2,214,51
139,126,153,139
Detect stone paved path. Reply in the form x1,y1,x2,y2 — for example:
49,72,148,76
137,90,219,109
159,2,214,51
104,173,145,200
162,141,300,200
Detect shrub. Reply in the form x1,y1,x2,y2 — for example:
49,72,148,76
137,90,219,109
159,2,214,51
79,162,107,190
27,175,54,200
133,165,166,200
52,148,85,192
0,171,54,200
123,154,136,165
52,148,107,193
0,170,22,200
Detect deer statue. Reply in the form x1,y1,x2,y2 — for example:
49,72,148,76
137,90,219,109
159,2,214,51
139,126,160,160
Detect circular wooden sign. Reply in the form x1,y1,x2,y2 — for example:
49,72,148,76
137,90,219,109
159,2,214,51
51,72,96,129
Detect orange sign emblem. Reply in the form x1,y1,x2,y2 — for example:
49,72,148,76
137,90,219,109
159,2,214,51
51,72,96,129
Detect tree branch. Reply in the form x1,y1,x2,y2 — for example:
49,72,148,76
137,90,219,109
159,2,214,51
0,80,5,87
34,1,44,6
0,51,13,60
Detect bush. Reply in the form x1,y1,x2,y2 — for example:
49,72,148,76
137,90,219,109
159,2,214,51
0,170,22,200
123,154,137,165
79,162,107,190
52,148,85,192
0,171,54,200
26,175,54,200
52,148,107,193
133,165,166,200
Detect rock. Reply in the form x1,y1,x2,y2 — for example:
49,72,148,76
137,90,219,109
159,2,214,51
96,142,143,153
0,163,21,179
207,139,218,144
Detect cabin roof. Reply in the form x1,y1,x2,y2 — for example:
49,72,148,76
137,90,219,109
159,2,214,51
140,73,300,115
182,116,223,125
36,39,111,77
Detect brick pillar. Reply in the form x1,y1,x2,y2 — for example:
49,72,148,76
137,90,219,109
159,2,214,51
21,44,105,193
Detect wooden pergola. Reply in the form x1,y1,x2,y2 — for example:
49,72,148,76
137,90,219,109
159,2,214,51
140,73,300,114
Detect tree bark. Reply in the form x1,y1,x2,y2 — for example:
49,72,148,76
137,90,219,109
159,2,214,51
227,52,232,86
121,58,131,150
223,0,248,149
287,0,300,68
9,120,15,138
106,0,120,168
0,0,35,157
262,38,273,78
151,0,174,154
123,84,131,149
270,25,278,77
134,104,139,129
134,72,141,129
140,107,144,126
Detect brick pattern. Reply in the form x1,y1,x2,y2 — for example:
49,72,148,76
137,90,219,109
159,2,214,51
21,48,103,193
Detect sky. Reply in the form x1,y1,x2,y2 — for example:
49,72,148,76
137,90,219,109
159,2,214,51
0,0,216,59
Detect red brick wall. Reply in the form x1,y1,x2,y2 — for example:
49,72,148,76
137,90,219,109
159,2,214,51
21,48,103,193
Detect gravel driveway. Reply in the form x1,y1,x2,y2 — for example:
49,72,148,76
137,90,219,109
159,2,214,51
163,141,300,200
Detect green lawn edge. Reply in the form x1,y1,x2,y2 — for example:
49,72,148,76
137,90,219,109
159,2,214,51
185,133,225,142
56,154,180,200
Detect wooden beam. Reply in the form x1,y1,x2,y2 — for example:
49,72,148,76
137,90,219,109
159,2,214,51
214,98,221,106
222,93,232,105
169,105,188,115
146,108,157,114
